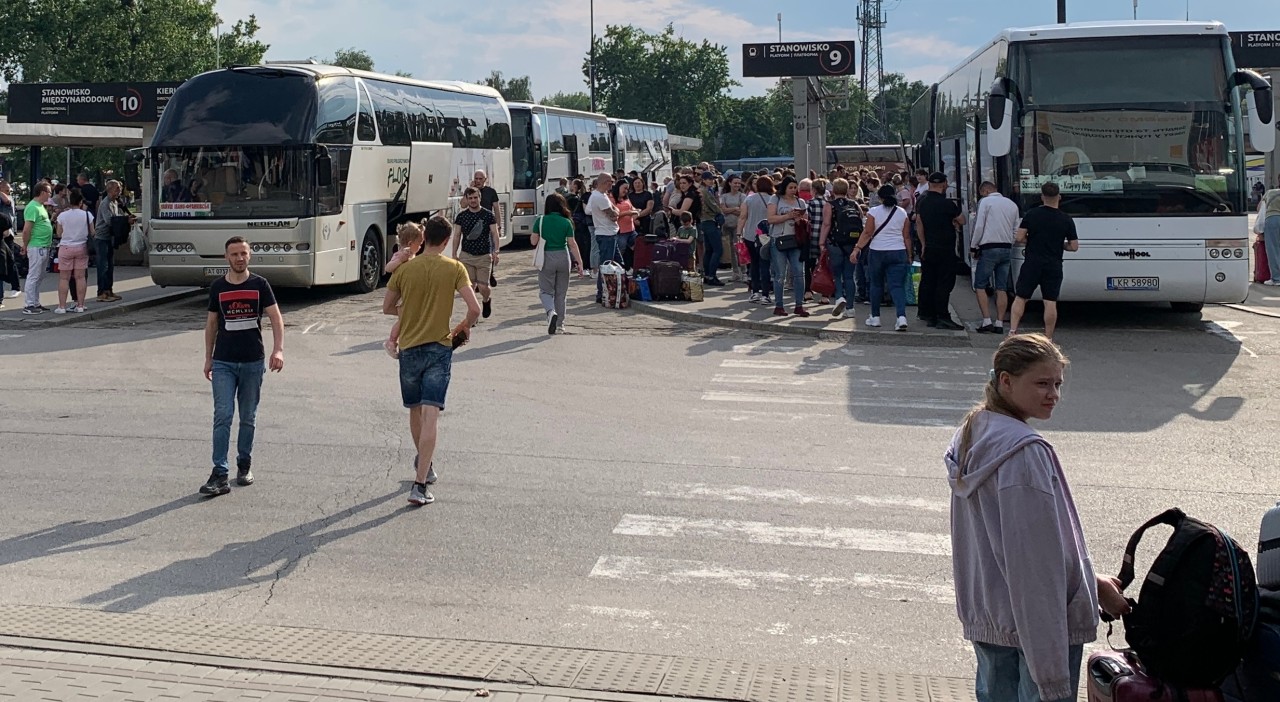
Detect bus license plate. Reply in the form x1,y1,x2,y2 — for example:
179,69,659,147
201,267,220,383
204,267,228,277
1107,276,1159,291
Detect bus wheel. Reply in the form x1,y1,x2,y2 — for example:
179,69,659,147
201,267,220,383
354,230,382,294
1170,302,1204,313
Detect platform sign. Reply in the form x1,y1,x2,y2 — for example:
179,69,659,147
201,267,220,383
743,41,856,78
1231,31,1280,70
8,81,184,124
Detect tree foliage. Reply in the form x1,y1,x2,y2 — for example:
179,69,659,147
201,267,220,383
540,91,592,112
327,47,375,72
478,71,533,103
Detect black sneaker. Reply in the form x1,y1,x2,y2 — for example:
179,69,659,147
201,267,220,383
936,318,964,331
236,458,254,486
199,470,230,496
482,299,492,318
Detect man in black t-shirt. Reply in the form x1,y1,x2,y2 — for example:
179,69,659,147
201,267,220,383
76,173,99,215
472,170,500,286
200,236,286,497
452,187,500,319
1010,182,1079,339
914,172,966,329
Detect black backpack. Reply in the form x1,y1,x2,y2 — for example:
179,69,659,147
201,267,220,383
829,197,862,247
1117,508,1258,688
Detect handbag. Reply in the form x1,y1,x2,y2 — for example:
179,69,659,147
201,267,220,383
532,215,547,270
774,234,799,251
811,251,835,298
735,240,751,266
110,201,132,249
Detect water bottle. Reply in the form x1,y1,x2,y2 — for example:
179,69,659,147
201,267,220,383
1258,501,1280,589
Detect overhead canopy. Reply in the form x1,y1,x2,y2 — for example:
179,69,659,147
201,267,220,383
669,134,704,152
0,116,144,148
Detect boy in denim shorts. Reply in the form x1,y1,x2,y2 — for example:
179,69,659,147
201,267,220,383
383,216,482,506
970,182,1020,334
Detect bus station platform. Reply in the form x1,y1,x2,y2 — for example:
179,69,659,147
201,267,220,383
0,265,199,330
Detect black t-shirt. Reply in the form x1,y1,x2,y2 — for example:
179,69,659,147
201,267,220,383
78,182,100,213
455,207,497,256
208,273,277,362
916,191,962,251
479,186,499,212
629,191,653,232
1020,205,1078,265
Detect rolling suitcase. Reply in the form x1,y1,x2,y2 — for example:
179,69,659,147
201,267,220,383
633,235,655,272
650,261,683,300
653,240,692,268
1254,239,1270,284
1087,650,1223,702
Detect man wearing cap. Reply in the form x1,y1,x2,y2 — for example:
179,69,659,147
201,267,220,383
698,171,725,286
914,172,965,330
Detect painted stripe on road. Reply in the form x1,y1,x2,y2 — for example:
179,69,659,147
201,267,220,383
701,391,973,412
589,555,955,603
644,483,948,513
720,359,986,375
711,374,984,392
613,514,952,556
730,343,978,359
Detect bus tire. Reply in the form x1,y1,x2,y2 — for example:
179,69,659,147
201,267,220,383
1170,302,1204,313
353,230,382,294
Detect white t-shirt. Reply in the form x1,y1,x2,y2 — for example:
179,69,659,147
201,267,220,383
588,190,619,236
57,208,94,247
867,204,908,251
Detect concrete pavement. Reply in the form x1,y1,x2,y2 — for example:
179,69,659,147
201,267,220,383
0,264,199,329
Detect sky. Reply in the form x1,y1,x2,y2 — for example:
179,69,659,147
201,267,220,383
215,0,1274,99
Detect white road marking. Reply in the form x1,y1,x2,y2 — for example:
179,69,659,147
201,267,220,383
711,374,984,392
701,391,973,412
589,555,954,603
644,483,948,513
613,514,952,556
720,359,986,375
0,334,26,340
729,343,977,359
301,322,324,334
1204,321,1259,358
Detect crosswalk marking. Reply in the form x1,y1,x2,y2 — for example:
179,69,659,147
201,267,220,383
720,358,987,375
711,373,984,392
730,342,979,360
589,555,954,603
643,483,948,513
701,391,973,412
613,514,952,557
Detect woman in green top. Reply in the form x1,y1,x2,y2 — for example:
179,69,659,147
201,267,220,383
531,193,584,335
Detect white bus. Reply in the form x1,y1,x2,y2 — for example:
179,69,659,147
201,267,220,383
913,20,1275,311
507,104,672,239
147,62,512,292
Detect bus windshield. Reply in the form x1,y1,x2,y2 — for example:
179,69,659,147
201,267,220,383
511,109,538,190
155,146,313,219
152,68,317,146
1010,36,1243,215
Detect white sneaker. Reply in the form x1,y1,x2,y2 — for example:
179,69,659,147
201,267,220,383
4,290,19,299
896,316,909,331
842,309,854,319
762,296,773,307
864,315,881,328
1266,280,1280,286
74,305,86,313
53,307,67,314
749,292,761,303
832,298,847,317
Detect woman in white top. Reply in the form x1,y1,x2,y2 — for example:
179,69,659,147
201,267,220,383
851,184,913,330
54,190,94,313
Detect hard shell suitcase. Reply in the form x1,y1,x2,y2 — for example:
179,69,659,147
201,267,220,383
1087,650,1223,702
650,261,683,300
653,240,692,268
633,235,655,272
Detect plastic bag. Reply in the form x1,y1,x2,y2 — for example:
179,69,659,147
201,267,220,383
128,222,147,255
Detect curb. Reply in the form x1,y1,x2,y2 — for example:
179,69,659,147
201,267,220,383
1219,302,1280,320
0,287,201,330
630,299,972,347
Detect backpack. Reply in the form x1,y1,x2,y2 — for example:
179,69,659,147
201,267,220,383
1117,508,1258,688
830,197,863,247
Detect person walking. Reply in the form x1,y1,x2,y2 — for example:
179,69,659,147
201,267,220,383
383,216,482,506
1009,183,1079,339
53,191,93,314
472,170,501,287
451,187,499,320
199,236,285,497
947,333,1130,702
766,176,809,317
18,183,54,315
819,178,862,318
93,180,131,302
970,182,1020,334
532,193,584,334
915,172,966,330
588,174,621,304
738,176,775,306
851,184,912,331
1260,174,1280,285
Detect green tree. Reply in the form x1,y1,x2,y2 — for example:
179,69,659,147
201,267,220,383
588,24,736,142
393,70,415,78
872,73,929,142
540,91,592,111
477,71,533,102
327,47,375,71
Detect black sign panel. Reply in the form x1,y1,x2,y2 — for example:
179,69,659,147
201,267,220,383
7,82,184,124
743,41,856,78
1231,31,1280,70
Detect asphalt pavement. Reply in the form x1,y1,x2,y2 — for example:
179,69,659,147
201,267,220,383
1,248,1278,699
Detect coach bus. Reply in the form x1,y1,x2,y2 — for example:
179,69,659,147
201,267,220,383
147,62,512,292
913,20,1275,311
610,117,672,183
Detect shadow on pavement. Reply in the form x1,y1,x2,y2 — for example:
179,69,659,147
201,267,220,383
0,497,197,569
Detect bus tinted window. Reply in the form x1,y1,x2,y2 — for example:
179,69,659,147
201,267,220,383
314,77,356,145
437,94,464,147
152,69,318,147
547,116,564,151
369,81,410,146
458,94,488,148
484,102,510,149
356,82,377,142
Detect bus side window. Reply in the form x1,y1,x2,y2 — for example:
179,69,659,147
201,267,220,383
484,102,509,150
356,82,377,143
315,77,356,145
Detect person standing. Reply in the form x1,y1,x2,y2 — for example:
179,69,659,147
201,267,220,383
200,236,285,497
851,184,912,331
1009,183,1079,340
1259,174,1280,285
720,175,745,283
0,180,19,300
766,176,809,317
628,176,655,240
93,180,130,302
18,183,54,315
738,176,775,305
383,216,482,506
53,191,93,314
588,174,621,304
451,187,499,320
915,172,965,330
613,180,639,271
819,178,862,318
532,193,584,334
970,182,1020,334
805,178,829,302
76,173,100,216
698,172,724,286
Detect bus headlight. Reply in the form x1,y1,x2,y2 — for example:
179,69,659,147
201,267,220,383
1210,249,1220,258
1205,239,1246,260
514,202,536,217
153,243,195,253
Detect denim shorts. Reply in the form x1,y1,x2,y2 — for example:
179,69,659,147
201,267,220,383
972,247,1012,291
399,342,453,409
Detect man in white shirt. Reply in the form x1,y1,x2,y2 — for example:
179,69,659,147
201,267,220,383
588,173,620,303
969,181,1020,333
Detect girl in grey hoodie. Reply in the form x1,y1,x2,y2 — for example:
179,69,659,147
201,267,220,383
946,334,1130,702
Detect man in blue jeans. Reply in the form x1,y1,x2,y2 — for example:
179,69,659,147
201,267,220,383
588,173,620,303
200,236,285,497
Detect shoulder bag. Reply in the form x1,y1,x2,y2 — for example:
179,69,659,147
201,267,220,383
532,215,547,270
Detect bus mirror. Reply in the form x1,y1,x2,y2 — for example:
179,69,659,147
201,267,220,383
1248,89,1275,153
987,78,1015,158
315,151,333,187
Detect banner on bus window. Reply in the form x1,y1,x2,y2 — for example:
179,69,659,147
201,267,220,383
1020,111,1203,193
159,202,213,218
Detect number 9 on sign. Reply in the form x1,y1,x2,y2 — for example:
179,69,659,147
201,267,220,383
829,49,843,66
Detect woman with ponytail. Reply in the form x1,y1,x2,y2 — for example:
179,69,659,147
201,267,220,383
947,334,1130,702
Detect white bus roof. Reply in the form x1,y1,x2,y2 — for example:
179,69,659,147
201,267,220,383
505,102,608,120
224,63,503,100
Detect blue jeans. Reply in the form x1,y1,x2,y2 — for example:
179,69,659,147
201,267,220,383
973,642,1082,702
595,234,620,300
867,248,908,319
1264,215,1280,282
855,257,869,300
94,238,115,294
827,244,856,303
771,244,804,307
211,360,265,475
699,220,722,280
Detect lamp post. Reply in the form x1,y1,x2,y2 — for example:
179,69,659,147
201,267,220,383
589,0,596,113
1057,0,1066,23
215,20,222,68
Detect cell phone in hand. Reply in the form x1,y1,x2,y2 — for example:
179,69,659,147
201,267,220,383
451,328,469,350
